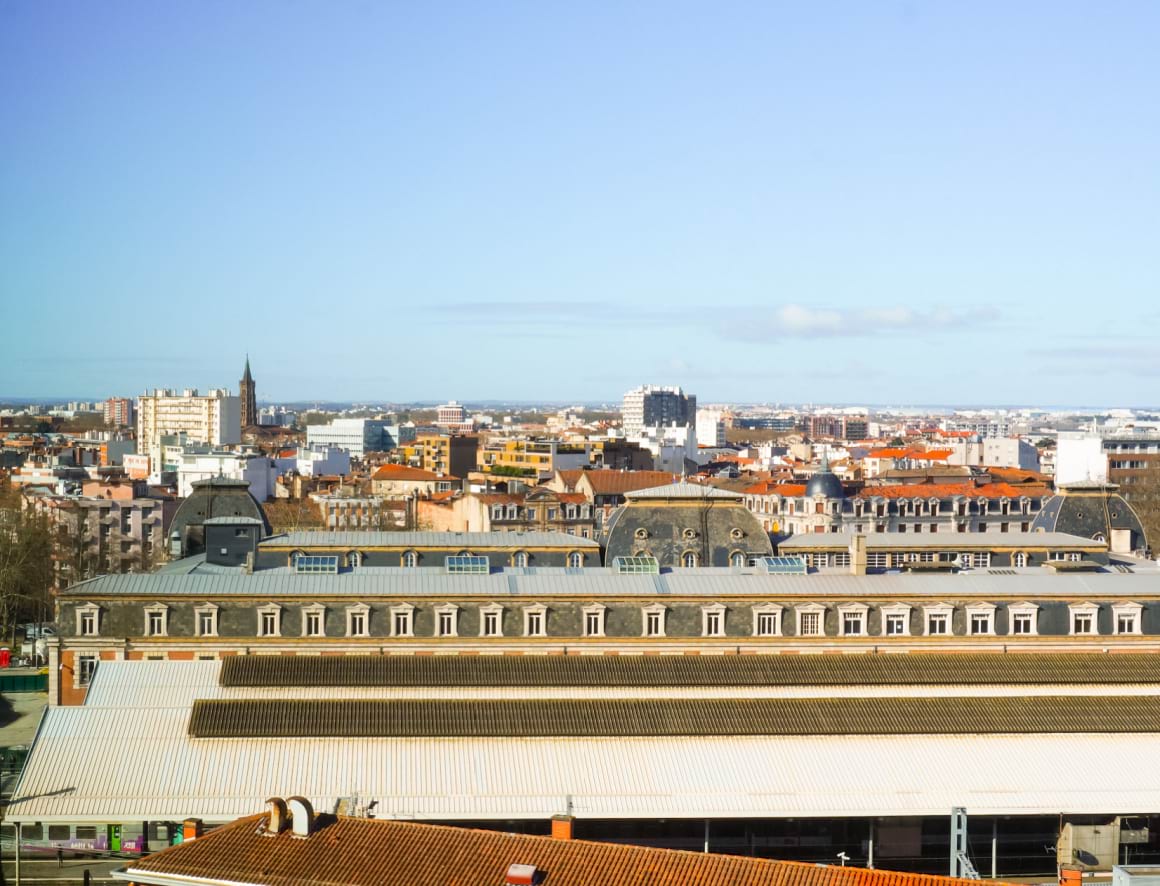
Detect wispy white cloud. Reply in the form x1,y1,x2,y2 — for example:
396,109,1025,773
748,304,1000,339
1028,344,1160,377
426,300,1002,341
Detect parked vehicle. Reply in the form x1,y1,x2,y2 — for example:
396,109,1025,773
21,624,57,640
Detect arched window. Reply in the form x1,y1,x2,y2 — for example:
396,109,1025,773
289,550,305,567
347,550,362,569
568,551,583,568
512,551,528,568
731,551,746,568
682,551,698,568
1013,552,1027,568
402,550,417,568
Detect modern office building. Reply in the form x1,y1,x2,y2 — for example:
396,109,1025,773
305,419,396,458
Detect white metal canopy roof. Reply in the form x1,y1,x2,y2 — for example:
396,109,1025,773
9,703,1160,823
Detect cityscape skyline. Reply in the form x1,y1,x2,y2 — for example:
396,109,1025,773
4,2,1160,403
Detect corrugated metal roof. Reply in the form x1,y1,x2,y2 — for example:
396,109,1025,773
186,696,1160,738
120,813,1011,886
782,532,1104,550
262,531,600,549
84,659,1160,708
219,652,1160,689
59,569,1160,599
10,708,1160,821
625,482,742,500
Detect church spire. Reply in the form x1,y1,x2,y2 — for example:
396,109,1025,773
242,353,253,383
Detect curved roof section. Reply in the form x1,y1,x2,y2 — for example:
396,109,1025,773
805,471,845,499
625,482,741,500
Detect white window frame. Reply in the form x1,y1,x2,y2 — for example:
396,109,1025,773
480,603,504,637
966,603,996,636
390,603,415,638
401,550,418,568
582,603,606,638
838,602,868,637
752,603,783,637
1013,551,1027,568
879,603,912,637
731,551,747,568
1069,602,1099,636
346,603,370,638
702,604,726,638
143,603,169,638
194,603,220,638
512,550,528,568
923,603,954,637
796,604,825,637
523,605,547,637
434,603,459,638
301,603,327,638
1008,602,1039,636
642,603,667,638
74,651,99,688
567,551,585,568
681,550,698,568
1112,602,1143,636
76,603,101,638
257,603,282,638
347,550,363,569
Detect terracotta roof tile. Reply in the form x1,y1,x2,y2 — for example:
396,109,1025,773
371,464,456,482
577,470,680,495
124,812,1018,886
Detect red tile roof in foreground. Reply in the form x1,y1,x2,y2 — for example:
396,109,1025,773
124,813,1010,886
576,470,680,495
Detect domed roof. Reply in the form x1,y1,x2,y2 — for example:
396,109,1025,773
804,453,844,499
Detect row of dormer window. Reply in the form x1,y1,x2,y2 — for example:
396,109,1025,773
72,600,1145,640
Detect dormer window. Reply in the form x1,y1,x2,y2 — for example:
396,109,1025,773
77,603,101,637
643,604,667,637
346,604,370,638
390,604,415,637
257,603,282,638
752,604,783,637
1113,602,1142,635
301,603,326,638
143,604,169,638
1069,602,1099,636
480,603,504,637
402,550,418,568
582,604,607,638
435,604,459,637
702,604,726,637
195,603,220,638
523,605,547,637
681,551,698,568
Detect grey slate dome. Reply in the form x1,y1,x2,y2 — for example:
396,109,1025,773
605,482,774,568
804,469,845,499
169,476,271,559
1030,483,1148,555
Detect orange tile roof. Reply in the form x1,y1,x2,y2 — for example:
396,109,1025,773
744,481,808,496
556,469,585,489
856,482,1050,500
578,470,680,495
124,812,1012,886
916,449,954,461
371,464,456,482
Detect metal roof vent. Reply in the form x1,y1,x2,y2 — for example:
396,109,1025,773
286,796,315,837
505,863,539,886
263,797,288,835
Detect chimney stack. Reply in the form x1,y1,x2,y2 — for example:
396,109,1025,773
182,818,203,842
850,534,867,576
551,814,574,841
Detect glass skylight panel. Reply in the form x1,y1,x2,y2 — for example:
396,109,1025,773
760,556,808,575
293,555,339,574
613,556,660,575
446,555,490,574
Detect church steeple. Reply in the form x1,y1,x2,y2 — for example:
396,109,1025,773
239,354,257,427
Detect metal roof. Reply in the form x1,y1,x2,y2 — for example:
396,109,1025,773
781,532,1105,550
60,569,1160,599
261,531,600,549
625,482,742,500
84,660,1160,708
220,652,1160,689
186,696,1160,738
202,516,264,525
10,708,1160,821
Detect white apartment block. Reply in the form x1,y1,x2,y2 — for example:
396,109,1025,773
175,450,276,501
696,409,727,448
137,389,240,471
622,385,696,438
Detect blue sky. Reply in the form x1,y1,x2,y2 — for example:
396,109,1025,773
2,2,1158,406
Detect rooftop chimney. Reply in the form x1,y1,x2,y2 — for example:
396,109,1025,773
287,796,315,837
182,818,203,842
505,863,539,886
264,797,288,835
850,534,867,576
551,814,574,841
